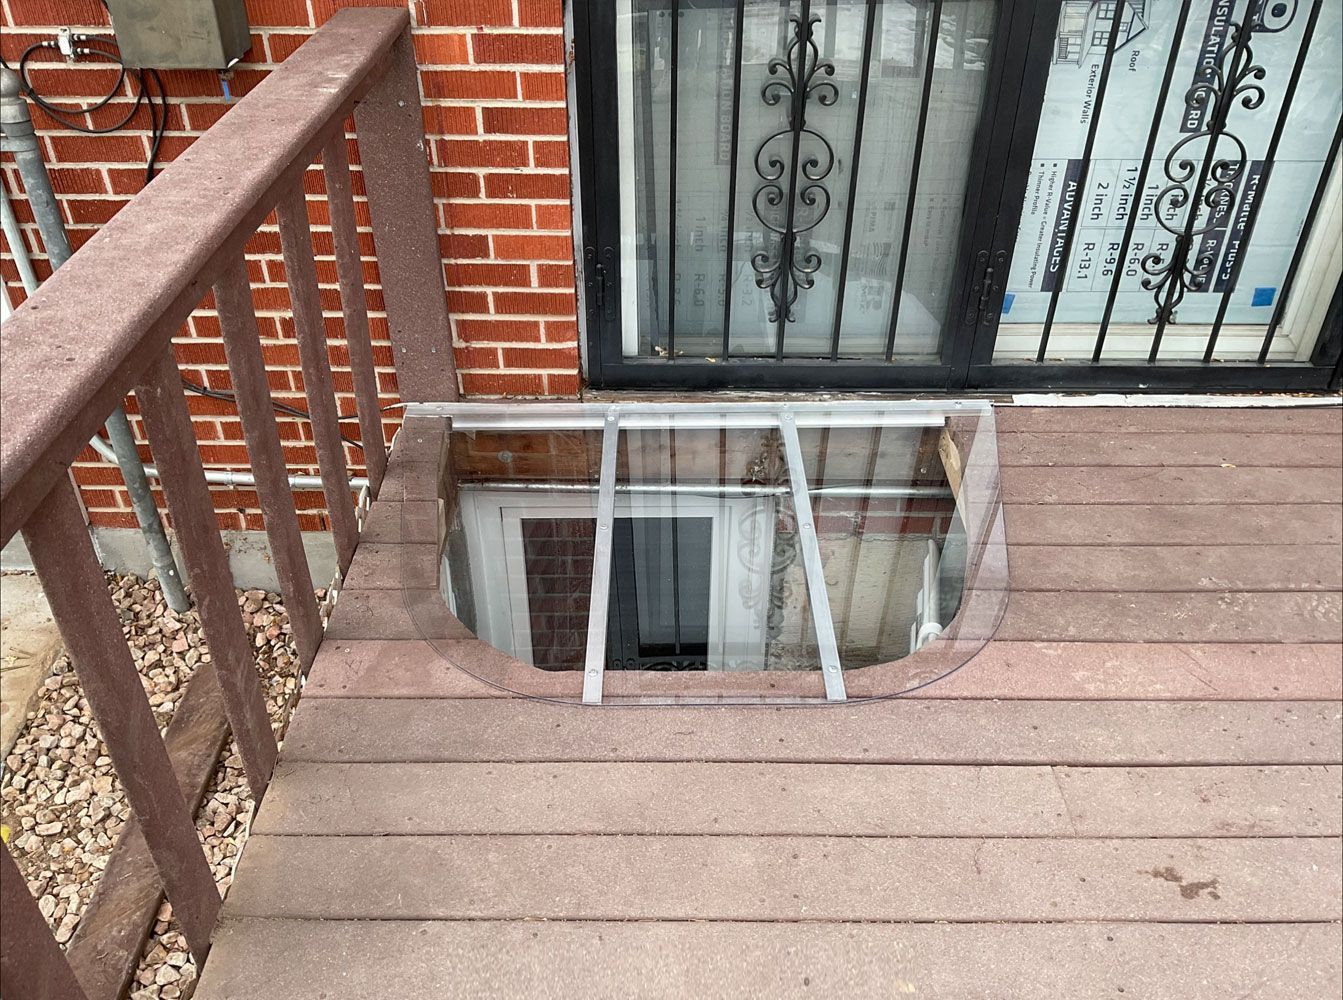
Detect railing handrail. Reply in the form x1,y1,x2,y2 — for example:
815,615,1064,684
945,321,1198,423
0,7,407,546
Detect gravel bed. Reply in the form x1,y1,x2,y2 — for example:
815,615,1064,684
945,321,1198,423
0,573,303,999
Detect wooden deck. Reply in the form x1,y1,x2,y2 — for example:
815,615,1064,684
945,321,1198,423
195,404,1343,999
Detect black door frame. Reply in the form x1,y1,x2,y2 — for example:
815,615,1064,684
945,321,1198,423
572,0,1343,393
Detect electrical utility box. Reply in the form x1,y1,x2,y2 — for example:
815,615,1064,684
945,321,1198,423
106,0,251,70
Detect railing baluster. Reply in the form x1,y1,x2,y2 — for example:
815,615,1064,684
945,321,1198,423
134,350,279,799
1,845,91,999
354,28,458,402
214,253,324,668
276,178,360,573
322,132,388,496
19,476,221,962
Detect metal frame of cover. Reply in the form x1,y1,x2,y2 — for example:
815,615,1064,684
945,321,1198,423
408,399,997,703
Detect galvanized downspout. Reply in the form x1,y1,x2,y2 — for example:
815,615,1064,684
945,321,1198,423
1,66,191,612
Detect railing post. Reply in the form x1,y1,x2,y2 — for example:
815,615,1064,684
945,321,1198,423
355,28,458,402
275,179,361,572
134,351,279,799
322,132,389,495
1,845,91,1000
20,476,221,962
214,253,324,667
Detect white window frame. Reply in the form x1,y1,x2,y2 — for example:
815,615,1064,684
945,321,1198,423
456,488,774,671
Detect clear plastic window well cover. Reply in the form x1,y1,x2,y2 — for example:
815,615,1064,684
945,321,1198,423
398,400,1007,705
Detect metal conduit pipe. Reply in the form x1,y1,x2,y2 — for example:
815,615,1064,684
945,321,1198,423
2,66,192,610
86,433,371,492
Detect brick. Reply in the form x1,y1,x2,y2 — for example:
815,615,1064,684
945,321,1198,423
421,70,518,101
483,172,570,200
520,72,566,101
546,372,581,395
108,167,153,195
435,139,529,169
48,133,145,163
413,33,471,65
184,102,235,130
64,198,129,225
72,465,127,487
482,106,567,135
492,234,572,261
244,0,312,26
445,262,532,287
532,140,569,168
266,33,309,62
446,290,490,314
417,0,514,26
471,33,564,65
537,263,575,287
153,135,199,163
21,66,124,97
455,346,502,368
423,105,478,135
492,290,575,315
441,201,533,230
501,346,577,368
89,511,141,529
454,318,543,343
439,233,491,259
459,372,546,396
46,167,107,195
542,319,578,342
517,0,563,28
431,171,482,198
174,342,228,365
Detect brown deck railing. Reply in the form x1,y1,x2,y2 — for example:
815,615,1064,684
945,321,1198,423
0,10,453,997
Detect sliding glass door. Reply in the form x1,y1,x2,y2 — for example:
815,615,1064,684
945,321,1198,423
574,0,1343,391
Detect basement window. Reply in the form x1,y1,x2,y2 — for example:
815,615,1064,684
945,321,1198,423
410,401,1006,704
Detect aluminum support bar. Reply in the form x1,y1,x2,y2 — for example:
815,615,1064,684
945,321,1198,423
461,481,951,499
779,410,846,701
0,184,38,293
581,409,620,704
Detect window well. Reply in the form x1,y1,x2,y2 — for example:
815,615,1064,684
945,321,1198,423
401,401,1007,704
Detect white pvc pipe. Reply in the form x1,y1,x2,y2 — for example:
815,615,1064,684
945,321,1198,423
87,432,370,492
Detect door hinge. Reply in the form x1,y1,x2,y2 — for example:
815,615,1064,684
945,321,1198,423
965,249,1007,325
584,246,616,321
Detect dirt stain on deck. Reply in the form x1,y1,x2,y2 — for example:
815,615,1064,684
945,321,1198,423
1146,865,1221,900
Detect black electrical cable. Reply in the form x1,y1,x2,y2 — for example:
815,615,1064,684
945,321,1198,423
14,34,170,186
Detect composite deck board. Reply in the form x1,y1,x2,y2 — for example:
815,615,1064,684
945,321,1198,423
195,920,1343,1000
998,591,1342,643
1008,543,1342,591
921,641,1343,700
997,431,1341,467
278,698,1343,765
253,762,1342,837
323,588,473,640
222,834,1341,922
196,404,1343,998
1001,466,1342,505
994,405,1342,434
1003,502,1343,544
303,639,1343,701
342,541,437,590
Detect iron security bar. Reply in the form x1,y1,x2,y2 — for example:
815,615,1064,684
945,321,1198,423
1204,0,1324,362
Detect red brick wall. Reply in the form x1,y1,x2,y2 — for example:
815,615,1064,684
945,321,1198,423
0,0,581,532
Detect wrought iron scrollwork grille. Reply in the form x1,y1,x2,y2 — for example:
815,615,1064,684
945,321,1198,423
749,3,838,348
1140,1,1265,357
